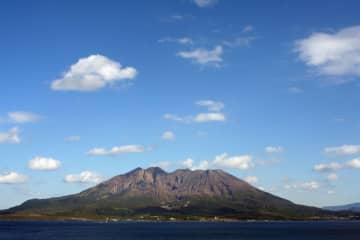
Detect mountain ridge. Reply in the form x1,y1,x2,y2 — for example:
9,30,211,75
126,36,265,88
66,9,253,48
0,167,356,221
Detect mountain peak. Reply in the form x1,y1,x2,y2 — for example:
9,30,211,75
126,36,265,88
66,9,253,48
1,167,343,221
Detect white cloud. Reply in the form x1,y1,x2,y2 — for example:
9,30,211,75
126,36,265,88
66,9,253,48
285,181,321,191
65,135,81,142
295,26,360,77
194,113,225,122
151,161,171,170
181,158,194,169
265,146,284,153
347,158,360,169
64,171,103,183
193,160,210,170
8,112,41,123
313,162,343,172
323,144,360,156
299,181,321,190
0,172,27,184
51,55,137,91
242,25,254,33
288,87,303,94
158,37,193,45
195,100,224,112
164,113,225,123
327,173,338,181
327,190,336,195
162,131,175,141
0,127,21,144
177,45,223,65
222,37,256,48
87,145,151,156
213,153,254,170
244,176,258,184
193,0,218,8
28,157,61,170
163,114,192,123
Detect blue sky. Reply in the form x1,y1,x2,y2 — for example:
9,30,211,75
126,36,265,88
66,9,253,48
1,0,360,209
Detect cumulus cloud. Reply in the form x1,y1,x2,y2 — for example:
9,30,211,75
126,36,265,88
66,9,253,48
0,172,27,184
177,46,223,66
87,145,151,156
64,171,103,183
0,127,21,144
213,153,254,170
324,144,360,156
313,162,343,172
162,131,175,141
244,176,258,184
51,55,137,91
65,135,81,142
193,0,218,8
181,158,195,169
196,100,224,112
265,146,284,153
347,158,360,169
7,112,41,123
28,157,61,170
295,26,360,77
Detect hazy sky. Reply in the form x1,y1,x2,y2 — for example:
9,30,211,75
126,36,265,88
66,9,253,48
1,0,360,209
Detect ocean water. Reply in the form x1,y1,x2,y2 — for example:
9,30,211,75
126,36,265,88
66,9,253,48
0,221,359,240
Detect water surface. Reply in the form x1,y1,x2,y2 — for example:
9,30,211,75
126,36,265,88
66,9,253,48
0,221,359,239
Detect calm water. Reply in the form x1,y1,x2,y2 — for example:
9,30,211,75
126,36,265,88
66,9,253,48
0,221,359,240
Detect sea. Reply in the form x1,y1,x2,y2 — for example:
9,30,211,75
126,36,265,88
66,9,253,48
0,221,359,239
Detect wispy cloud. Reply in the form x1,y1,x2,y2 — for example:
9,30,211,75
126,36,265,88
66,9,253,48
265,146,284,153
8,112,41,123
193,0,218,8
158,37,193,45
51,55,137,91
195,100,224,111
87,145,151,156
323,144,360,156
177,45,223,66
164,113,225,123
164,100,226,123
65,135,81,142
0,127,21,144
284,181,321,191
64,171,103,183
313,162,343,172
288,87,304,94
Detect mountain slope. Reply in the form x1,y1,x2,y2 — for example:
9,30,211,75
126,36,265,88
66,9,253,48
324,203,360,213
0,167,349,220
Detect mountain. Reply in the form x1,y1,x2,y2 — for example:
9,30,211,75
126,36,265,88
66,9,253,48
0,167,354,221
324,203,360,213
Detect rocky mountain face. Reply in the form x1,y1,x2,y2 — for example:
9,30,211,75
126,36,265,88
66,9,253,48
0,167,346,220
